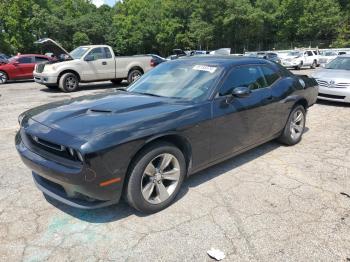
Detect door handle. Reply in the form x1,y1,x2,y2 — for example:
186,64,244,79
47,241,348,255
102,61,107,65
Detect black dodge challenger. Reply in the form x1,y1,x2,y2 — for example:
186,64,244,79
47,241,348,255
16,56,318,213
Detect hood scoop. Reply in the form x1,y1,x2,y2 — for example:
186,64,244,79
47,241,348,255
88,109,113,114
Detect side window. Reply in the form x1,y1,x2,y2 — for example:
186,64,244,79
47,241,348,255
88,48,104,60
104,47,112,58
18,57,33,64
219,66,267,96
307,51,313,56
261,66,280,86
35,57,48,63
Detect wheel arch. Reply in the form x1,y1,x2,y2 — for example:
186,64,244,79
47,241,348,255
126,133,193,180
294,97,308,110
128,66,144,75
57,69,81,84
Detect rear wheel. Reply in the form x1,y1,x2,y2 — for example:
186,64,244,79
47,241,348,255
278,105,306,146
0,71,8,84
127,69,143,84
125,142,186,213
310,60,317,69
59,73,79,92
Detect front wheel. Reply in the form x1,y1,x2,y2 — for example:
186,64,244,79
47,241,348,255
0,71,8,84
59,73,79,92
125,142,186,213
278,105,306,146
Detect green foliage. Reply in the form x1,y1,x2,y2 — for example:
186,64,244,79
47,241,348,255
0,0,348,56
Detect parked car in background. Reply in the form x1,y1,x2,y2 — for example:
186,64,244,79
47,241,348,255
318,51,338,66
312,55,350,103
0,54,52,84
255,52,281,64
33,38,155,92
148,54,166,66
0,53,10,64
281,50,318,70
16,56,318,213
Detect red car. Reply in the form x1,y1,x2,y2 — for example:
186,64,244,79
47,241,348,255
0,54,52,84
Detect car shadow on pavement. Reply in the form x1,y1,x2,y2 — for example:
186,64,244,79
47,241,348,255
46,140,284,223
316,99,350,108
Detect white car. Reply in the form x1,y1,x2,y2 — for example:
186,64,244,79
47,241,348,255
33,38,154,92
312,55,350,103
281,50,318,70
318,51,347,67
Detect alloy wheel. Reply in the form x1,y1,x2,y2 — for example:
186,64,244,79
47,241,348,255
290,109,305,140
141,153,181,204
65,76,78,90
0,72,7,84
131,71,141,83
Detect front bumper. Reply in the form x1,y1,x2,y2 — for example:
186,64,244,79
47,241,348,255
317,86,350,103
33,72,58,85
282,60,301,67
15,129,123,209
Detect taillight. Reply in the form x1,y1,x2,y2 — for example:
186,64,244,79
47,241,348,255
150,59,156,67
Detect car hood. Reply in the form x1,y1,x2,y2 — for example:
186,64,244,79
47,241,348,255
24,91,192,140
312,69,350,80
35,38,73,60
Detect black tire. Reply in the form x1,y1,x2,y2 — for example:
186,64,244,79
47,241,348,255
125,142,186,213
45,84,59,89
295,61,303,70
111,79,123,85
127,68,143,84
0,71,8,84
278,105,306,146
58,72,79,92
310,60,317,69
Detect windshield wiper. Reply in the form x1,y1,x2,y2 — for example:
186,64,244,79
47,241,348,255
130,91,164,98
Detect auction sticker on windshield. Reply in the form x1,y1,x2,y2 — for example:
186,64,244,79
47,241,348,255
193,65,217,73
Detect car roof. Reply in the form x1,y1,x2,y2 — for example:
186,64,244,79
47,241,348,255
81,45,110,48
176,55,270,68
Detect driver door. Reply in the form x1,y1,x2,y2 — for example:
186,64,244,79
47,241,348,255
211,65,275,160
15,56,35,79
82,47,115,81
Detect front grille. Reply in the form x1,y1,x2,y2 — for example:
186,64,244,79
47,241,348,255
318,93,346,99
316,79,350,89
36,63,45,73
25,133,80,162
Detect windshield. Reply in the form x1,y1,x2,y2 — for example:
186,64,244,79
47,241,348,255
127,61,223,101
325,57,350,70
70,47,90,59
287,51,302,57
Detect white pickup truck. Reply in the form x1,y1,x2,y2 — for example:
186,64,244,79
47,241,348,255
33,38,154,92
281,50,319,70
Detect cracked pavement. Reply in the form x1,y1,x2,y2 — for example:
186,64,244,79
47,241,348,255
1,71,350,261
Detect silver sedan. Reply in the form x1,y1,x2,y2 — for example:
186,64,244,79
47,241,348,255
312,55,350,103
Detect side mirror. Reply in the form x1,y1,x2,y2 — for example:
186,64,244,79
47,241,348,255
13,61,20,65
226,86,251,103
84,55,95,62
232,86,251,98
